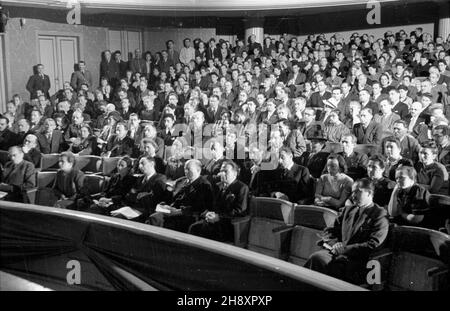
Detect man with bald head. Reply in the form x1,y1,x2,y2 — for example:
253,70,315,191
0,146,36,203
148,159,214,233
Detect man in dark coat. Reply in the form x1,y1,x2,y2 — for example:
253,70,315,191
0,146,36,203
0,117,19,151
304,178,389,285
189,160,249,242
26,64,51,99
37,118,66,154
353,108,383,145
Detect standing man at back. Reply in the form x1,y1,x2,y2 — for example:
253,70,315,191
26,64,51,100
70,60,93,91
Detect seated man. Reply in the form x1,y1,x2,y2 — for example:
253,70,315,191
304,178,389,285
432,125,450,165
102,121,135,158
339,134,368,180
122,156,167,220
52,151,87,209
189,160,249,242
366,154,396,208
0,116,19,151
148,159,214,233
132,138,165,174
0,146,36,203
37,118,66,154
22,134,41,168
352,107,383,145
298,128,330,178
277,147,313,204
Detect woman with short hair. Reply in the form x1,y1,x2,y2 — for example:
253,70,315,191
314,154,354,210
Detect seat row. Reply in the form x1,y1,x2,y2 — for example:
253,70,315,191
233,197,450,291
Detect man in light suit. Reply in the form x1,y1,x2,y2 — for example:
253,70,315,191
70,61,93,91
26,64,51,100
353,107,383,145
304,178,389,285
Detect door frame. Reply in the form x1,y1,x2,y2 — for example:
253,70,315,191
106,28,143,61
36,30,84,91
0,32,12,111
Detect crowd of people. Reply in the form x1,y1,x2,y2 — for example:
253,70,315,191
1,27,450,285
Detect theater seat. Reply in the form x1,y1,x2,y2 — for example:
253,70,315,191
371,226,450,291
84,174,105,196
246,197,295,260
427,194,450,231
35,171,58,206
288,205,338,266
74,155,102,174
40,154,60,171
101,157,122,176
353,144,380,157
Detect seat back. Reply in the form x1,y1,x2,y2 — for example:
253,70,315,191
249,197,294,224
247,197,295,259
292,205,338,230
74,155,102,173
40,154,60,171
288,205,339,266
84,174,105,195
389,251,448,291
101,157,122,176
354,144,380,157
386,226,450,291
37,171,57,189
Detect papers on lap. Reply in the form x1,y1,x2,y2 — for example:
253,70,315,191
110,206,142,219
155,204,172,214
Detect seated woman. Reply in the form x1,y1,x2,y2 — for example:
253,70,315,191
388,165,431,228
138,123,165,158
52,151,87,210
383,136,413,181
315,154,354,211
0,146,36,203
89,156,135,215
414,141,448,194
70,124,101,156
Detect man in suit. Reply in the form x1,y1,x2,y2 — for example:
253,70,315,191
406,101,429,144
433,125,450,166
70,61,93,91
0,117,19,151
26,64,51,100
37,118,66,154
129,49,146,75
304,178,389,285
298,128,330,178
0,146,36,203
340,134,369,180
308,80,331,109
206,38,220,61
189,160,249,242
353,108,383,145
204,95,224,124
287,62,306,95
258,99,278,125
102,122,135,158
148,159,214,233
100,50,120,87
22,134,41,168
277,147,313,204
123,156,167,220
114,51,129,78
